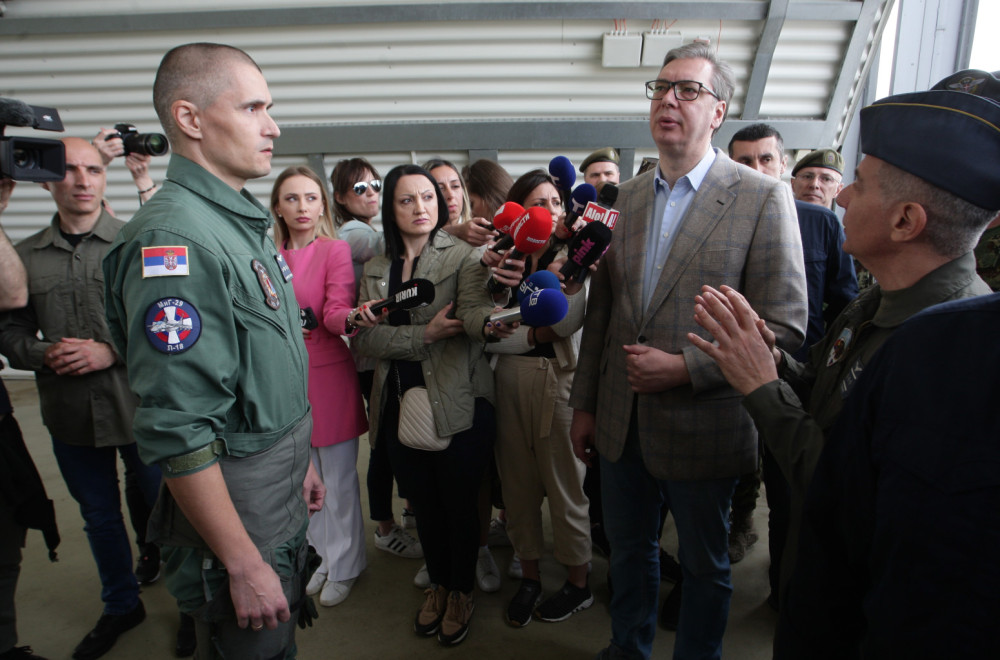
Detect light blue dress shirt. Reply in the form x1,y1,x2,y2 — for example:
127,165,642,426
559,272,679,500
641,147,718,310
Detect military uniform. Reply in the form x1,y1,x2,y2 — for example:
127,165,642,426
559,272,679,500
743,253,990,606
974,224,1000,291
104,155,312,659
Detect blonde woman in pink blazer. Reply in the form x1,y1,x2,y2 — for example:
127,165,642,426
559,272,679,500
271,165,380,607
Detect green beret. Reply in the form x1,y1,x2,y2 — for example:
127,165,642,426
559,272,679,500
580,147,619,173
791,148,844,177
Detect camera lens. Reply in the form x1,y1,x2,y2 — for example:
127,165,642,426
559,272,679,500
141,134,170,157
13,148,37,170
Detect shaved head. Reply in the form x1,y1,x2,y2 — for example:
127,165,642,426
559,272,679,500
153,43,261,142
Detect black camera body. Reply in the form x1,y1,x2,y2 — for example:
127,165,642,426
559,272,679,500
109,123,169,157
0,98,66,182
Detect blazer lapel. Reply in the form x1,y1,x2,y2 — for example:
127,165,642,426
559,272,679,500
622,171,656,323
642,153,739,326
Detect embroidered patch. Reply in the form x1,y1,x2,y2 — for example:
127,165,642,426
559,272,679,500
252,259,281,310
142,246,189,277
826,327,853,367
144,298,202,354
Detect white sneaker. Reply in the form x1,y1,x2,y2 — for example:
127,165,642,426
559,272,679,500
320,578,355,607
374,524,423,559
476,546,501,593
306,571,327,596
487,517,512,547
413,563,430,588
507,554,523,579
401,508,417,530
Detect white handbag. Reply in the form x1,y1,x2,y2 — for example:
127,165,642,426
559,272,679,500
396,367,452,451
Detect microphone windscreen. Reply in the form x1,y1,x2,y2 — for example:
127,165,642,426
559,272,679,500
492,201,525,233
597,183,619,207
548,156,576,190
511,207,553,255
568,184,597,217
520,289,569,327
0,97,37,128
517,269,561,303
560,221,613,279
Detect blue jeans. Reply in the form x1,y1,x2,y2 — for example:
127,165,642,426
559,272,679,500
51,438,161,615
601,426,737,660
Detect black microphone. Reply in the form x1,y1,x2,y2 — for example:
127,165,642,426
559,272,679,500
559,220,613,283
0,98,36,129
579,182,621,230
354,278,435,322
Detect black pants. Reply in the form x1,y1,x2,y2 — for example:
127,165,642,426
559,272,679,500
381,394,495,593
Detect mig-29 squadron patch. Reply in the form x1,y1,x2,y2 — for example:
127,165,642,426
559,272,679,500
145,298,202,354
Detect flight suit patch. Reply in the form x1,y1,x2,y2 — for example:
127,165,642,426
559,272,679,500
252,259,281,310
142,246,190,277
826,327,853,366
275,253,293,282
145,298,202,354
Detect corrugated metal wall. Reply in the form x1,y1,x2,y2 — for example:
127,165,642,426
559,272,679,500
1,0,868,240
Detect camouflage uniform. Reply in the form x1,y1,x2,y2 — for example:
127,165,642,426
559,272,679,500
974,224,1000,292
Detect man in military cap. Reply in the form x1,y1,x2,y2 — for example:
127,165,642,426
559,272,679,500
932,68,1000,290
103,43,324,659
579,147,620,191
688,73,1000,627
790,148,843,209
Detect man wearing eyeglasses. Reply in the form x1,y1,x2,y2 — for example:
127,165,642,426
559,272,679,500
790,149,844,209
570,42,806,660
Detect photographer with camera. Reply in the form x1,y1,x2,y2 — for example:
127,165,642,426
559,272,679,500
93,124,168,205
0,138,163,660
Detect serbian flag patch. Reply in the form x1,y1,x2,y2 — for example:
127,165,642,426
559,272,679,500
142,246,190,277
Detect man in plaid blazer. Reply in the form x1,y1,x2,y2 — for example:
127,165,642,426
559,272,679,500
569,43,807,660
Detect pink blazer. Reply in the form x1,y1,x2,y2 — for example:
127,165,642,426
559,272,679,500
281,238,368,446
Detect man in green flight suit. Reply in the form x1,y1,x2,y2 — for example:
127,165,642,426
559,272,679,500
103,43,325,659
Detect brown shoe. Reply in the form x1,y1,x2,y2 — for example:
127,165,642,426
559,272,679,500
438,590,475,646
728,528,759,563
414,585,448,636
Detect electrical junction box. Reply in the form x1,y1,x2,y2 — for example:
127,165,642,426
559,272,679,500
641,30,684,67
602,33,643,68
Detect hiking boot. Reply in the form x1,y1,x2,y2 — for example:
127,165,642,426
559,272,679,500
414,585,448,636
437,590,475,646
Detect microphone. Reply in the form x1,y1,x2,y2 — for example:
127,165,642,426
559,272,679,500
489,288,569,326
354,278,435,322
0,98,36,129
486,207,553,294
559,220,613,283
486,201,526,256
548,156,576,191
580,183,621,229
517,269,561,303
563,183,597,230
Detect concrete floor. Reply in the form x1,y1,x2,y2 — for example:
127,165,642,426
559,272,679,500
5,376,778,660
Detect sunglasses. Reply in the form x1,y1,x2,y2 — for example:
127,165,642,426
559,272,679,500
353,180,382,195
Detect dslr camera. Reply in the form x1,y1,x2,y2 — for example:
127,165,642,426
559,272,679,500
107,123,169,157
0,97,66,182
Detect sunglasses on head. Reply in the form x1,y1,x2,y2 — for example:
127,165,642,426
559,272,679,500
353,180,382,195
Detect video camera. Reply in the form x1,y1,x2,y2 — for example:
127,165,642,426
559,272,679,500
106,123,169,157
0,97,66,182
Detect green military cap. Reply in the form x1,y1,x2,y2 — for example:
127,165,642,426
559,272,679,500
791,148,844,177
580,147,620,173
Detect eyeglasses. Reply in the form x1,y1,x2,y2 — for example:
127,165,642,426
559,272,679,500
645,79,721,102
352,180,382,195
794,172,842,186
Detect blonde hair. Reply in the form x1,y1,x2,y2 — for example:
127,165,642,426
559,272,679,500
270,165,336,247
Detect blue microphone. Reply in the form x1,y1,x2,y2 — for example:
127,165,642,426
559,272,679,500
489,288,568,327
564,183,597,230
548,156,576,191
517,269,561,303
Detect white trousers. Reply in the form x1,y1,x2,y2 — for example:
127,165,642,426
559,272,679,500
307,440,368,581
